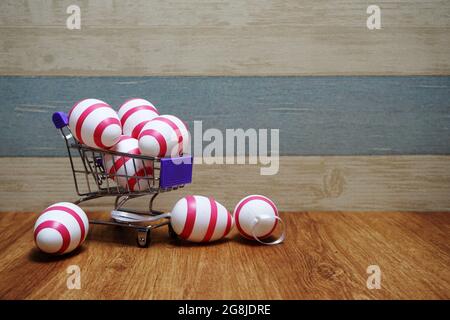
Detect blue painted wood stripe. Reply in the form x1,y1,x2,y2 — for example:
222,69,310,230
0,76,449,156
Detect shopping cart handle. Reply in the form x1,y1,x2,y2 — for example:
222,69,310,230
52,112,69,129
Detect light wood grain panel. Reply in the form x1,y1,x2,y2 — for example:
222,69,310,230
0,211,448,299
0,0,449,75
0,156,449,212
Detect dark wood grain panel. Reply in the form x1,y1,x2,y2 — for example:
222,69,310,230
0,212,448,299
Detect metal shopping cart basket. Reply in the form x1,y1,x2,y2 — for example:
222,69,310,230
52,112,193,247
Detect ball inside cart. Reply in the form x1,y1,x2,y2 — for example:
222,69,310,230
233,195,279,240
170,195,233,243
118,98,159,139
138,114,190,158
68,98,122,149
103,135,153,191
33,202,89,255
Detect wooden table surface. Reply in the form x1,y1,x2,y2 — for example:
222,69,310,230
0,211,449,300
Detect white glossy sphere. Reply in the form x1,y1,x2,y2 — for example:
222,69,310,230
103,135,153,191
34,202,89,255
138,115,190,158
233,195,278,240
170,195,233,242
36,228,63,253
118,98,159,139
68,98,122,149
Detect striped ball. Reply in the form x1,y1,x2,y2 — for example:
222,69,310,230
34,202,89,255
138,115,190,158
233,195,279,240
118,98,159,139
68,98,122,149
170,195,233,243
103,135,154,191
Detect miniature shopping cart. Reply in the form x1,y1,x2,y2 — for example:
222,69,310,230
52,112,193,247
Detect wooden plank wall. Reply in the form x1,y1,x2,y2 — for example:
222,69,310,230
0,0,449,75
0,1,449,212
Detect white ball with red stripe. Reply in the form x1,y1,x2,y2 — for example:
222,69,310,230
170,195,233,243
33,202,89,255
138,115,190,158
68,98,122,149
103,135,154,191
233,195,279,240
118,98,159,139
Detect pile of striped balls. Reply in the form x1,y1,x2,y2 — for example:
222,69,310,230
33,97,282,255
69,97,189,156
34,195,280,255
67,98,190,191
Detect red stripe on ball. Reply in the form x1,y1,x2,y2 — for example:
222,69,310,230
108,147,140,175
121,105,158,127
131,120,150,139
152,116,184,155
75,102,109,144
202,197,218,242
139,129,167,157
179,195,196,240
93,117,121,149
127,166,153,191
43,205,86,246
34,220,71,254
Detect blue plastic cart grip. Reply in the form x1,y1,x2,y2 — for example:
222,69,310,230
160,155,193,188
52,112,69,129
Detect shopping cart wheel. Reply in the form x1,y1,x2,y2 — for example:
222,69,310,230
137,228,151,248
168,223,178,239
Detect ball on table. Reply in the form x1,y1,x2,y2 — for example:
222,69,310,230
34,202,89,255
233,195,279,240
68,98,122,149
138,115,190,158
103,135,154,191
118,98,159,139
170,195,233,242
